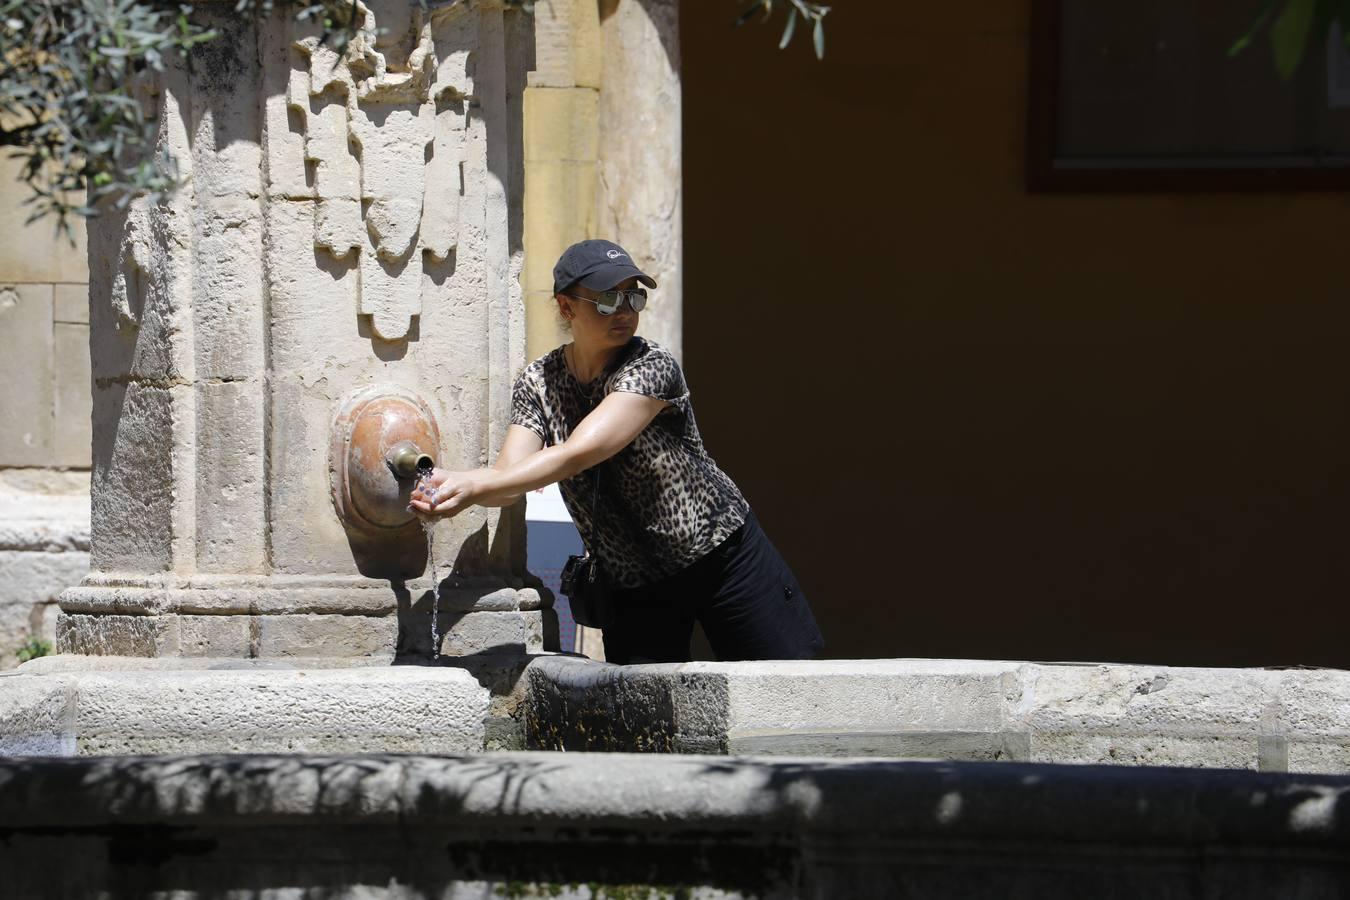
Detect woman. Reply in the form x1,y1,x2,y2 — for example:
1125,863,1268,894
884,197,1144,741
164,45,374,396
411,239,823,664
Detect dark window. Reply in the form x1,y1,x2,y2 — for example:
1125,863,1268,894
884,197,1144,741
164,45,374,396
1029,0,1350,190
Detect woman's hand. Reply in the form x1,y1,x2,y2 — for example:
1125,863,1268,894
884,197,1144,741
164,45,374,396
407,393,665,518
409,467,486,518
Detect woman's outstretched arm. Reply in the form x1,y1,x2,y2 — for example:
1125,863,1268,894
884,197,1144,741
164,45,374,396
410,391,667,517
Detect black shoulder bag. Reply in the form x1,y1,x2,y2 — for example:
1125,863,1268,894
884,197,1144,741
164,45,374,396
559,466,612,628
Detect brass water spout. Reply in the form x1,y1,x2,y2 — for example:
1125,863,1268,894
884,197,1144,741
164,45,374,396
330,385,442,536
386,441,434,479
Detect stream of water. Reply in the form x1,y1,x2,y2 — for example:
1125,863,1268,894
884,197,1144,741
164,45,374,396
415,472,442,660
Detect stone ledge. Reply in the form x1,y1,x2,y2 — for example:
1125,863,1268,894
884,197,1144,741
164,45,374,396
0,666,492,756
61,572,547,616
1,753,1348,898
524,657,1350,772
56,607,557,659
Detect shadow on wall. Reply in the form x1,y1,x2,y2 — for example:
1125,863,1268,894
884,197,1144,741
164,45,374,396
680,1,1350,667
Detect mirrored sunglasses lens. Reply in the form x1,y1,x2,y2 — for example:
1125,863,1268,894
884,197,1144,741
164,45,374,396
595,291,621,315
628,291,647,312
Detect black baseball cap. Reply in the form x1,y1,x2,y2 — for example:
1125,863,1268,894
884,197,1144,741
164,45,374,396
552,239,657,295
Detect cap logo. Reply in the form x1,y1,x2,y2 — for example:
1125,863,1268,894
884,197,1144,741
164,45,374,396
606,249,625,259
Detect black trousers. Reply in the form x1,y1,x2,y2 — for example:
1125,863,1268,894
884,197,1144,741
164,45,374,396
601,511,825,665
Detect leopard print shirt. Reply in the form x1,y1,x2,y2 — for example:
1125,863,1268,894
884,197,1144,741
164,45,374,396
511,337,750,589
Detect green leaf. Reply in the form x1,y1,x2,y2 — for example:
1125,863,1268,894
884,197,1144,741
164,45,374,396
779,8,797,49
1229,0,1277,56
1273,0,1317,79
812,17,825,58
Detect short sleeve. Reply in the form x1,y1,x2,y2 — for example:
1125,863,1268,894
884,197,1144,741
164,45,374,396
609,345,690,411
510,370,548,440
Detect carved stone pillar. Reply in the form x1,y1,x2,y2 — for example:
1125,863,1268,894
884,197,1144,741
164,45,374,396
61,1,551,659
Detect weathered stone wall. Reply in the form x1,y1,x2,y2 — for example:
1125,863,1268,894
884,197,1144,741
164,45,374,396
0,152,92,667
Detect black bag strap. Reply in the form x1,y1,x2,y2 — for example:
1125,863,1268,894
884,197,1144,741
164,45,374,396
585,464,601,559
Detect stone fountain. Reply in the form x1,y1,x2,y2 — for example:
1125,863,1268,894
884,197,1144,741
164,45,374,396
0,0,558,754
64,0,549,663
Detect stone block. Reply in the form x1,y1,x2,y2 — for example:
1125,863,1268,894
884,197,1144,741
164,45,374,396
1028,733,1260,769
192,195,265,379
1276,669,1350,737
194,380,266,573
0,550,89,669
87,198,192,385
1287,740,1350,774
0,283,54,467
61,667,490,755
523,87,599,162
52,322,91,469
524,159,596,286
89,382,184,572
0,674,74,755
720,659,1020,737
0,156,89,284
1020,663,1280,735
254,613,398,658
260,17,310,201
177,615,253,657
729,729,1031,761
438,610,547,657
0,476,90,555
57,613,176,657
266,376,364,576
53,283,88,324
528,0,601,88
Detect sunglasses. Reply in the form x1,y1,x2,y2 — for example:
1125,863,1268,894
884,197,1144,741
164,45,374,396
564,288,648,315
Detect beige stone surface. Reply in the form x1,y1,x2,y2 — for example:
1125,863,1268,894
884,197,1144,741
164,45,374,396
0,472,90,552
0,666,490,756
52,322,91,468
596,0,682,358
89,382,183,573
0,551,89,668
1026,733,1260,769
524,88,601,163
0,472,95,667
719,658,1020,736
194,379,266,573
0,283,54,467
53,284,88,324
527,658,1350,772
0,155,89,285
254,613,399,658
58,613,172,657
528,0,601,89
0,673,75,755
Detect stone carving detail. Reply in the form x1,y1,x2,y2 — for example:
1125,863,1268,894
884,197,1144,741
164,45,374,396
110,200,152,332
287,1,471,341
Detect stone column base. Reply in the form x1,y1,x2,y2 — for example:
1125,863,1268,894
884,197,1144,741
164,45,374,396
58,573,557,659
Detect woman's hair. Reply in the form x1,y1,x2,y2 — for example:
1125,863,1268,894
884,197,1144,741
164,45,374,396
554,292,572,332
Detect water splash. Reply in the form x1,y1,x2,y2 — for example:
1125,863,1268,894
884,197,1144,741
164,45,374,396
415,471,442,661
